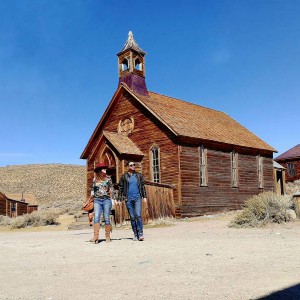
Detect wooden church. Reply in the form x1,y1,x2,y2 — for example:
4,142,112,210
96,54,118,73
81,32,276,217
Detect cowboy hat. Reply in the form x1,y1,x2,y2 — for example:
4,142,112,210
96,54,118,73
94,162,109,172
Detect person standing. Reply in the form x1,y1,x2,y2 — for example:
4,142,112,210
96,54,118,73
90,162,114,243
117,161,147,241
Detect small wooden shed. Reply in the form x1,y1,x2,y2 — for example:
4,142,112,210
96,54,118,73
275,144,300,182
0,192,38,217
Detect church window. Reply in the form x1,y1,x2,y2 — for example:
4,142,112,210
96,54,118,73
258,155,264,188
231,151,238,187
199,145,207,186
151,146,160,183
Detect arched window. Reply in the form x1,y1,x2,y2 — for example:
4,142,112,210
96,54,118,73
121,58,129,71
134,58,142,71
151,146,160,183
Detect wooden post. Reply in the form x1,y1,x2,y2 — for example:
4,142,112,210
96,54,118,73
293,191,300,218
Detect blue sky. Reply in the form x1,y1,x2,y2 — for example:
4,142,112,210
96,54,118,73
0,0,299,166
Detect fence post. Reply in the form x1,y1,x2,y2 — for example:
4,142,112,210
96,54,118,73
293,191,300,218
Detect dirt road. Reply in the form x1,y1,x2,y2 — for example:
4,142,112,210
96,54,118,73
1,216,300,300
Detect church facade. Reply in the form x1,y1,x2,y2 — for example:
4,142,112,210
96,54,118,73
81,32,276,217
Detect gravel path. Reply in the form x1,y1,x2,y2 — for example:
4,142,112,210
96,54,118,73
1,218,300,300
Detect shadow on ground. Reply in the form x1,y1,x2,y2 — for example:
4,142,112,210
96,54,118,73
256,283,300,300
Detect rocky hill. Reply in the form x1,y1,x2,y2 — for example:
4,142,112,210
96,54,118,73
0,164,86,205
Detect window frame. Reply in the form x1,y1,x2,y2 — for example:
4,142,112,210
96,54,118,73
258,155,264,188
287,162,295,177
199,145,208,186
150,145,161,183
231,150,239,188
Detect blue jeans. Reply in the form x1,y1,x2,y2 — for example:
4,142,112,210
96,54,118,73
126,197,143,237
94,198,112,225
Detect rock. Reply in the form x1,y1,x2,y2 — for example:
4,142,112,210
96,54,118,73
287,209,297,220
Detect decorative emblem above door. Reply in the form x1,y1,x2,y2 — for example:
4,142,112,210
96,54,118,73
118,117,134,135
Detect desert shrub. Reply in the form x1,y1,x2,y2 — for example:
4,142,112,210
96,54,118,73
0,215,11,226
286,180,300,195
10,209,60,229
230,192,294,228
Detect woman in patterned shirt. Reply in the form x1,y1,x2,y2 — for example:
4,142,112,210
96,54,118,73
90,162,114,243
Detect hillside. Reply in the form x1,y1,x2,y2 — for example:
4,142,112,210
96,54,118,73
0,164,86,205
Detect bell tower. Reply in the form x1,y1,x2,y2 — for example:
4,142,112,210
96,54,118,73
117,31,148,96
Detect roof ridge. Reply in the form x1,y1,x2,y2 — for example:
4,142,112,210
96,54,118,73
148,91,224,114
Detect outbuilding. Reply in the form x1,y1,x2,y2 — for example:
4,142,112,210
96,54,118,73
0,192,38,217
275,144,300,182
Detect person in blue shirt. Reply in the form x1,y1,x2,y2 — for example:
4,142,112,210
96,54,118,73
117,161,147,241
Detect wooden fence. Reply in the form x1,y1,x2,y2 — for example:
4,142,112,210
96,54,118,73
114,181,175,225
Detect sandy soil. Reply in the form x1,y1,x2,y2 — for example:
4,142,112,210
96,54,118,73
1,215,300,300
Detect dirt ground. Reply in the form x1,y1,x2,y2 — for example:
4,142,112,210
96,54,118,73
1,214,300,300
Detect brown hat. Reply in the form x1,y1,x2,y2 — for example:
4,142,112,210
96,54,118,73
94,162,108,172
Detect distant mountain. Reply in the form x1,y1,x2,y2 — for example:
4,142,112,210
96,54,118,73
0,164,86,204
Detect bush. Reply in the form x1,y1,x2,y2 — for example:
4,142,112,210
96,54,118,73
286,180,300,195
0,215,11,226
10,210,60,229
230,192,294,228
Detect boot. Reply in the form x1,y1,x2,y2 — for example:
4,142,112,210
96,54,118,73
105,224,112,243
89,223,100,243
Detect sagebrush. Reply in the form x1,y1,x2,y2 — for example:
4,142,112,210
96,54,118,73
230,192,294,228
286,180,300,195
8,210,60,229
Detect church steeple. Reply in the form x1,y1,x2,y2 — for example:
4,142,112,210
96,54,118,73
117,31,148,96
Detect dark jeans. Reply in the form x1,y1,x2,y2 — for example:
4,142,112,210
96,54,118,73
126,197,143,237
94,198,112,225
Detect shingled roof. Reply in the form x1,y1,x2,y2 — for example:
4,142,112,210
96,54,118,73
103,131,144,156
132,89,276,152
275,144,300,161
81,84,276,159
118,31,145,55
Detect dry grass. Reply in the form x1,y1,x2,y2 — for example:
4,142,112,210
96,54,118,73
230,192,294,228
286,179,300,195
144,217,176,228
0,164,86,228
5,210,59,229
0,164,85,204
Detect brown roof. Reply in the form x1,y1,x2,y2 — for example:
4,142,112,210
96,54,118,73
103,131,144,156
81,84,276,159
134,90,276,152
5,193,38,205
275,144,300,161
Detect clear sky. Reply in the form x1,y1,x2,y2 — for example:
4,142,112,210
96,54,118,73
0,0,299,166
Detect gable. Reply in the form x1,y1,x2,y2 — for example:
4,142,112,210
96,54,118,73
275,144,300,161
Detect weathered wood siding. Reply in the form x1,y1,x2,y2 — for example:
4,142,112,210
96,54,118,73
180,145,274,217
16,202,28,216
279,160,300,182
87,91,180,205
0,198,6,216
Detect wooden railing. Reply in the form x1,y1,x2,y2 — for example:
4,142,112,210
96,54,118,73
144,181,175,221
114,181,175,225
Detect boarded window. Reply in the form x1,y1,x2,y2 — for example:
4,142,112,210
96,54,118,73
151,146,160,183
231,151,238,187
258,155,264,188
287,163,295,177
199,145,207,186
